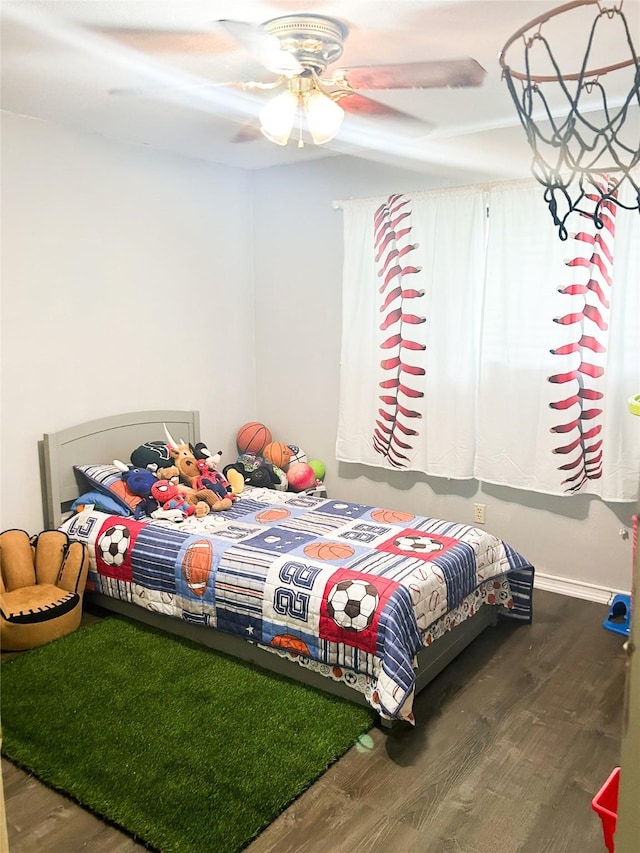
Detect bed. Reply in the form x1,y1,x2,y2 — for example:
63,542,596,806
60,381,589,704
40,409,534,725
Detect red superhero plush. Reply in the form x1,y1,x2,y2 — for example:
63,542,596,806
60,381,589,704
150,480,195,518
191,459,239,501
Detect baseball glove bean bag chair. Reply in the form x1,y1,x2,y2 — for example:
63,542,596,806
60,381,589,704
0,529,89,651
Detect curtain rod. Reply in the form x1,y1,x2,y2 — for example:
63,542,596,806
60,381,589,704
330,174,576,211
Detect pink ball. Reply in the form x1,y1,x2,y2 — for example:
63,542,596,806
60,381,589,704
286,462,316,492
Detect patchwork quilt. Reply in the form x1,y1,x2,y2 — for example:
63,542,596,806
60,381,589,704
60,487,534,721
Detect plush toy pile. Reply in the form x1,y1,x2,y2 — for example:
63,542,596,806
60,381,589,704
117,425,242,522
225,421,326,493
110,423,326,524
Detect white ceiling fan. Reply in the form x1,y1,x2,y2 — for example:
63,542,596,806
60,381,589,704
99,13,487,148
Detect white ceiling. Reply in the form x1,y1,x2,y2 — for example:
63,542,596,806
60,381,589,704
2,0,639,176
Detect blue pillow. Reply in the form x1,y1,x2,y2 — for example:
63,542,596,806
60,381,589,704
71,490,131,517
73,464,139,515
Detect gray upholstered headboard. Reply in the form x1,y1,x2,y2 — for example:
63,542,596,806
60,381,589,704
39,410,200,528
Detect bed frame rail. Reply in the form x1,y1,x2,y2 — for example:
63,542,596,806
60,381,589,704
85,591,499,728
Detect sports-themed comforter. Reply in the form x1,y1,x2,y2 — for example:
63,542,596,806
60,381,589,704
60,487,534,721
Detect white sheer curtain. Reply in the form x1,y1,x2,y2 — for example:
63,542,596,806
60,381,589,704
336,179,639,502
336,188,487,479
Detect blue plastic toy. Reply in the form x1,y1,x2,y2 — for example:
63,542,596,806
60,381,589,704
603,593,632,638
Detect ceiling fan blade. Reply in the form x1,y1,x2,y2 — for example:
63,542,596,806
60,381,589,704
218,19,303,77
333,58,486,90
93,21,302,77
93,27,235,55
335,92,432,135
107,80,248,97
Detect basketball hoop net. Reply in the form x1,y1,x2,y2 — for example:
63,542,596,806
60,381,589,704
499,0,640,239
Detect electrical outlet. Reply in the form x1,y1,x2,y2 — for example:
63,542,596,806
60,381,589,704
474,503,486,524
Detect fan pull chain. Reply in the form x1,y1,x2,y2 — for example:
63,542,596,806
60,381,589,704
297,104,304,148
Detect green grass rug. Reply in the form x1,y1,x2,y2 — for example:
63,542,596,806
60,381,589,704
1,617,375,852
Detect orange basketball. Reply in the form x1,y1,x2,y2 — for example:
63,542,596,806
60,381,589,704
371,508,416,524
263,441,292,469
236,422,272,455
303,541,355,561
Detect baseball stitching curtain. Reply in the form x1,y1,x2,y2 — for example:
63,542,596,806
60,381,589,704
336,178,639,502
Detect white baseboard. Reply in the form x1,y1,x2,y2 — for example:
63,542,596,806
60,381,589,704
534,571,630,606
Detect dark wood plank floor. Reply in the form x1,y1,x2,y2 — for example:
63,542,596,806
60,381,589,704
2,590,625,852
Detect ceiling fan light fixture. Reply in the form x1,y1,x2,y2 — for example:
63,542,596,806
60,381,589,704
304,90,344,145
259,89,298,145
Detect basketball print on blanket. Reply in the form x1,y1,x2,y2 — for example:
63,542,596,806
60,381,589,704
303,541,356,562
